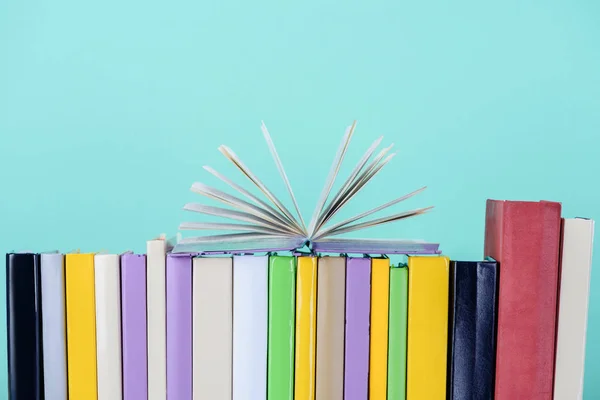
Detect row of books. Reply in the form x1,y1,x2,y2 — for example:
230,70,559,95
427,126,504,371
5,200,595,400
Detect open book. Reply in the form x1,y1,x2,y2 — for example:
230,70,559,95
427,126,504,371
172,121,439,255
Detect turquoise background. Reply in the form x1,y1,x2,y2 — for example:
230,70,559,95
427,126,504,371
1,0,599,397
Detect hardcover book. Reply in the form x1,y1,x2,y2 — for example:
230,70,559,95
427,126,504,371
192,256,233,400
166,253,193,400
121,253,148,400
387,265,408,400
344,257,371,400
147,237,169,400
232,255,268,400
40,253,67,400
6,252,44,400
315,256,346,400
554,218,595,399
447,259,499,400
370,257,391,400
294,256,318,400
94,254,123,400
65,252,98,400
484,200,562,400
406,255,449,400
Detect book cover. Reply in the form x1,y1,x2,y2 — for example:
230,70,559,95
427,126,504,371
94,254,123,400
554,218,595,399
315,256,346,400
387,265,408,400
447,260,499,400
192,257,233,400
406,255,449,399
344,257,371,400
294,255,318,400
484,200,562,399
267,255,297,400
6,252,44,400
65,252,98,400
166,253,193,400
370,257,390,400
121,253,148,400
173,121,438,256
147,237,168,400
40,253,67,400
232,255,268,400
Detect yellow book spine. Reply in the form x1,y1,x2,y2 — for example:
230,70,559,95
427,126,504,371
294,256,317,400
369,257,390,400
65,253,98,400
407,255,450,400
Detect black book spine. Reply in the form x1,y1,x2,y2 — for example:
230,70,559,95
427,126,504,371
447,260,499,400
6,253,45,400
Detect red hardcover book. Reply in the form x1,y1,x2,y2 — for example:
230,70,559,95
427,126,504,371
484,199,562,400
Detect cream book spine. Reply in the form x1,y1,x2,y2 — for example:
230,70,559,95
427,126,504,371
40,253,68,400
147,238,167,400
193,257,233,400
554,218,595,400
94,254,123,400
232,255,268,400
315,256,346,400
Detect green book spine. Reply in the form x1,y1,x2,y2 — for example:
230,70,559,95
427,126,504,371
387,265,408,400
267,255,297,400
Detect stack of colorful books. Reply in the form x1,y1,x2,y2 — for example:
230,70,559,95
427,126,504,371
5,123,596,400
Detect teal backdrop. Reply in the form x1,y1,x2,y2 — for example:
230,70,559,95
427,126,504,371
1,0,600,397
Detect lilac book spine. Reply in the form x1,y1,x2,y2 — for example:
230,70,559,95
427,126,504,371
344,257,371,400
166,254,193,400
121,254,148,400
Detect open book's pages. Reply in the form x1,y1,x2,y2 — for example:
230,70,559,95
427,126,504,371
174,121,439,255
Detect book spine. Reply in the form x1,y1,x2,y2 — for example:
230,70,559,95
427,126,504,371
294,256,318,400
387,266,408,400
166,254,193,400
406,255,449,399
447,260,498,400
6,253,44,400
315,256,346,400
370,257,390,400
40,253,68,400
554,218,595,400
94,254,123,400
147,239,167,400
267,255,297,400
344,257,371,400
192,257,233,400
484,200,562,399
121,254,148,400
65,253,98,400
232,255,268,400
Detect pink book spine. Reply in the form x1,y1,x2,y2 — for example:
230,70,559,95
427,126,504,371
121,254,148,400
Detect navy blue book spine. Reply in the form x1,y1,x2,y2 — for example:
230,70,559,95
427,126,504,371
6,253,45,400
447,260,499,400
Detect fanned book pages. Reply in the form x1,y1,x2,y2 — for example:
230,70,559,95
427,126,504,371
173,121,439,254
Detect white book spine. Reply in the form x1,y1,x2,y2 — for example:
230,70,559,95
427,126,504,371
193,257,233,400
94,254,123,400
554,218,595,400
232,255,268,400
147,239,167,400
40,253,68,400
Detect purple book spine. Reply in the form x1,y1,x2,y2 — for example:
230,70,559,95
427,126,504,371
166,254,193,400
344,257,371,400
121,254,148,400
